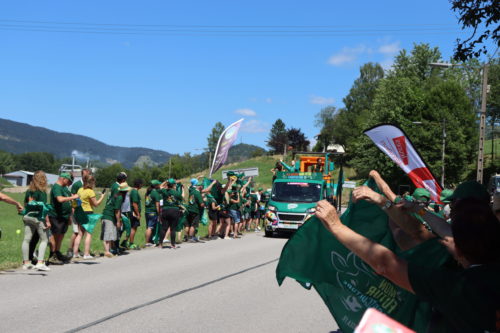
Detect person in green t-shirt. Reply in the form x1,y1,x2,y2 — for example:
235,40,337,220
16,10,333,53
158,178,184,248
144,180,161,246
21,170,51,271
249,188,260,231
126,178,143,249
48,173,79,264
185,179,205,242
101,182,129,257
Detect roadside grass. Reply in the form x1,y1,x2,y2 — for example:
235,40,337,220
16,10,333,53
0,190,208,270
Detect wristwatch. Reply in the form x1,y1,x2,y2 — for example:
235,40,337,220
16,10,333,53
382,199,393,210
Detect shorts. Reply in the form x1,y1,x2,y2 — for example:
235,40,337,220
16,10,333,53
130,214,140,228
71,215,79,233
100,219,117,241
186,212,200,228
146,213,158,229
208,210,219,221
250,210,260,219
242,212,250,220
49,216,69,235
229,209,241,223
219,210,230,219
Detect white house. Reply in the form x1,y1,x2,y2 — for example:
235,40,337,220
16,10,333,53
3,171,59,187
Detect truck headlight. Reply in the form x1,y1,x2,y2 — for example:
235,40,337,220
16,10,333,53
306,207,316,214
268,205,277,212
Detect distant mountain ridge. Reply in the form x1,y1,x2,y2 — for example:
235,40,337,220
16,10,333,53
0,118,265,168
0,118,171,168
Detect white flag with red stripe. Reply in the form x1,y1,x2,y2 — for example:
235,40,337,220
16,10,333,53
364,124,442,202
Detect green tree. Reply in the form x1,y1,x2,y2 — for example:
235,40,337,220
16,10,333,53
0,151,16,175
267,119,287,154
350,45,476,186
95,163,127,187
287,127,310,152
450,0,500,61
207,122,225,154
15,152,57,173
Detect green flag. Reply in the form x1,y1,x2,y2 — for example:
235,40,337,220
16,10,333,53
276,179,450,333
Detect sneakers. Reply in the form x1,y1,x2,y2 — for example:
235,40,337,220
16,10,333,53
83,255,94,260
22,263,34,270
66,250,74,258
162,239,170,243
210,235,219,240
34,263,50,271
48,255,63,265
56,251,70,263
145,243,154,247
257,226,261,231
104,253,114,258
129,243,139,250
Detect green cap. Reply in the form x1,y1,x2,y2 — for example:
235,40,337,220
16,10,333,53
226,171,235,177
167,178,176,185
448,180,489,202
150,179,161,186
440,189,454,203
60,173,72,182
412,188,430,201
258,187,263,191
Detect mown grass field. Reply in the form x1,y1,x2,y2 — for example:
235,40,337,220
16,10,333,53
0,189,211,270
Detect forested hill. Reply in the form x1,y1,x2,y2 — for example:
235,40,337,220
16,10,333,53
0,118,265,168
0,118,172,168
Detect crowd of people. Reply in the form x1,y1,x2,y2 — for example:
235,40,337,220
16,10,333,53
1,169,272,271
315,169,500,332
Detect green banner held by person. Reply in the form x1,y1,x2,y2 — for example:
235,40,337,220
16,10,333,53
276,179,450,333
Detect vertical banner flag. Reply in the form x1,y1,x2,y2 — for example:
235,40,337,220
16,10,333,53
364,124,442,202
209,118,244,177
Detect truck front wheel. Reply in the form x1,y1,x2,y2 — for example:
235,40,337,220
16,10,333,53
265,229,273,237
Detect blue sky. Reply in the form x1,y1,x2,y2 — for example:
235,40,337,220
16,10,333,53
0,1,491,155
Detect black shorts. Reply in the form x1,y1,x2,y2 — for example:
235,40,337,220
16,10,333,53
185,212,200,228
208,210,219,221
130,214,140,228
250,210,260,219
219,210,230,219
49,216,69,235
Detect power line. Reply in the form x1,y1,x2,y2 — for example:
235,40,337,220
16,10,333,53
0,18,459,29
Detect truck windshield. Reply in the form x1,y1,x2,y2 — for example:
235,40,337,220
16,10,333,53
271,182,322,203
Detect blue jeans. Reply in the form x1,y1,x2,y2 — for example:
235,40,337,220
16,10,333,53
146,213,158,229
229,209,241,223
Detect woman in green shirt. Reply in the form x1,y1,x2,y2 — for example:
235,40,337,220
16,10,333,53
22,171,51,271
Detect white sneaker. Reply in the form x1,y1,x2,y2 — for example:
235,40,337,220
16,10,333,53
22,263,34,270
34,263,50,271
257,226,261,230
83,255,94,260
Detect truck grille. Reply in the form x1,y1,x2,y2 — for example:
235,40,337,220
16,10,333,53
278,213,305,222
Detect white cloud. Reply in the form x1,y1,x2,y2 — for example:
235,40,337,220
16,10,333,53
241,119,269,133
379,58,395,71
328,45,370,66
265,98,273,104
235,108,257,116
310,95,335,105
378,42,400,55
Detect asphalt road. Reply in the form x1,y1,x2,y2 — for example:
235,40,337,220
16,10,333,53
0,232,338,333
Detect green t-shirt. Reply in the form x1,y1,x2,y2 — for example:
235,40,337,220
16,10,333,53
110,182,120,197
129,188,141,213
187,187,203,214
71,180,83,195
101,194,124,222
250,193,258,212
145,189,161,214
24,190,47,204
228,190,240,210
160,188,183,210
409,262,500,332
50,183,72,219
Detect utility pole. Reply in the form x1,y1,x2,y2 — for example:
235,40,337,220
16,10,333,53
477,64,489,184
441,119,446,187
